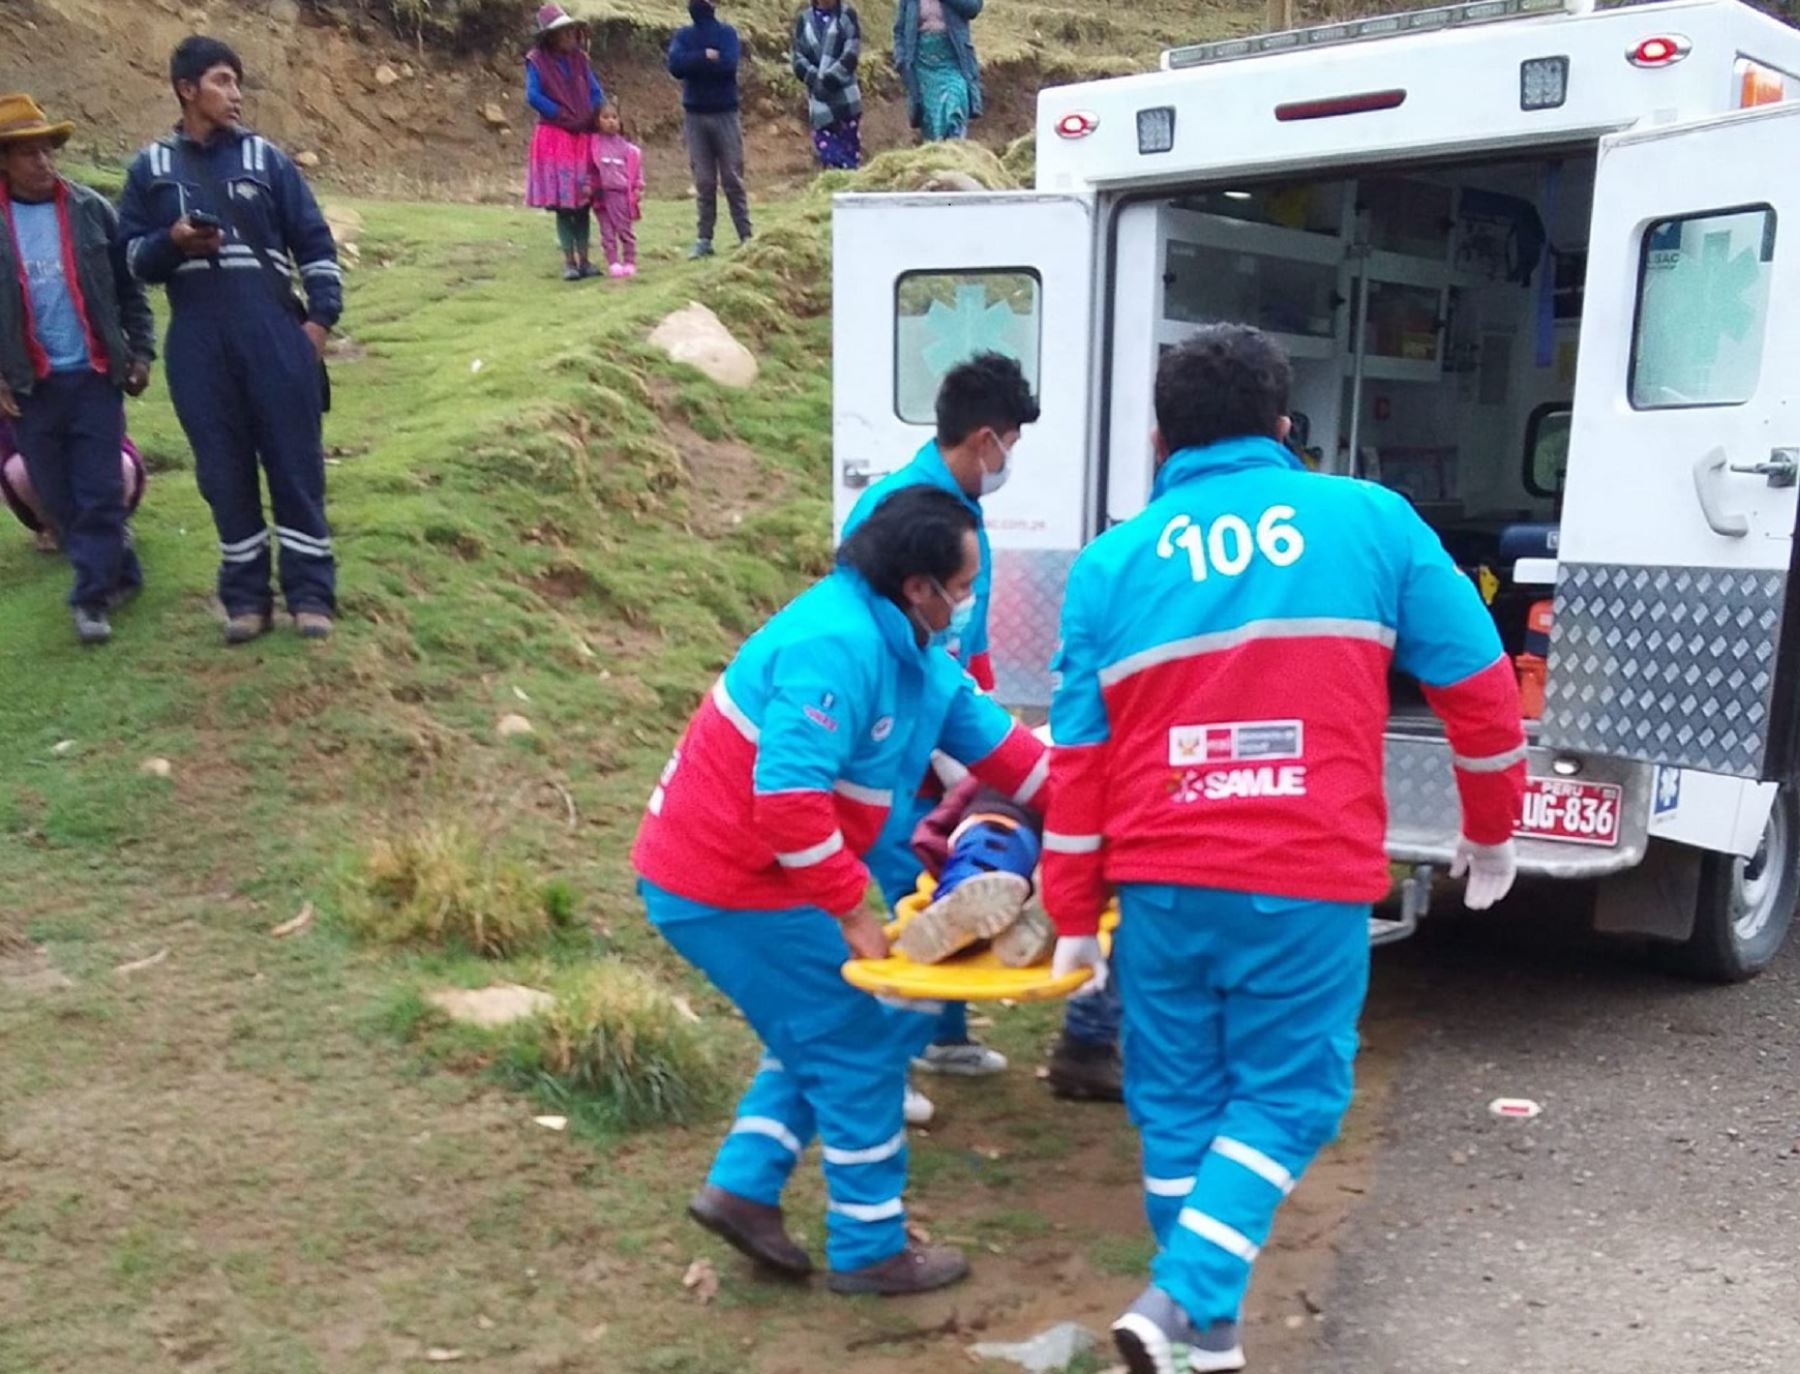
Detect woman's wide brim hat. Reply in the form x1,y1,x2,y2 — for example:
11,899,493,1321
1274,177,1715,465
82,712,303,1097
534,5,586,40
0,94,75,149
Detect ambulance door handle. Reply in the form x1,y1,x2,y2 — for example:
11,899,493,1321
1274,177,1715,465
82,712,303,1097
842,458,896,490
1693,447,1749,539
1729,448,1799,490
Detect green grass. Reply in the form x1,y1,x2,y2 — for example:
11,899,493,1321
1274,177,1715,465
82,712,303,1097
0,158,1387,1368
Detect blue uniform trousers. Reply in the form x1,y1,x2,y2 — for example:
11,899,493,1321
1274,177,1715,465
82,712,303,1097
868,792,970,1045
165,302,332,617
1112,883,1370,1326
642,880,941,1272
15,370,140,611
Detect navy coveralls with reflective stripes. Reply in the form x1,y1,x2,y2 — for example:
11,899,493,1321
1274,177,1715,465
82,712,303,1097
118,129,342,616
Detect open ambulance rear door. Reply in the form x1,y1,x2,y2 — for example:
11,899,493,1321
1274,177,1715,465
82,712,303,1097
830,193,1098,708
1545,102,1800,795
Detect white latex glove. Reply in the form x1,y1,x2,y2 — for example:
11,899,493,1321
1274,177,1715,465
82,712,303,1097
1451,836,1518,911
1052,936,1108,997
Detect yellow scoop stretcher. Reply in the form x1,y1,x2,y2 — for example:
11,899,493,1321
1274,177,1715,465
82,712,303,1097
841,876,1119,1003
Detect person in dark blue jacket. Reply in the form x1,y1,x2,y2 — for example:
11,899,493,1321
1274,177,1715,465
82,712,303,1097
119,36,342,645
667,0,753,258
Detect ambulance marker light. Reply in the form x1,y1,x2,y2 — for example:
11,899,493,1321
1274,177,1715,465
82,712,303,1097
1736,58,1787,107
1275,89,1407,121
1552,756,1581,777
1223,190,1254,200
1520,55,1569,109
1055,110,1099,139
1136,106,1177,154
1627,34,1690,68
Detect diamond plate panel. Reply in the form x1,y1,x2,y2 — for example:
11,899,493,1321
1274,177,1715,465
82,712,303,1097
1542,562,1787,779
988,548,1076,710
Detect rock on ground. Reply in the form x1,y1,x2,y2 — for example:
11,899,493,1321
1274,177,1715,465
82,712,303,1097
648,304,759,390
427,984,554,1029
969,1321,1099,1374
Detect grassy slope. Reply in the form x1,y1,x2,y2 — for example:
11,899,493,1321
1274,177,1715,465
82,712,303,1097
0,175,1383,1369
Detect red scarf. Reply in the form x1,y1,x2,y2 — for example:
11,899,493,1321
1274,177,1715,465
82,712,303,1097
0,179,108,381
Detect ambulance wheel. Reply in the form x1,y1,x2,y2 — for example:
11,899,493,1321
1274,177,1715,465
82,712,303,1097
1654,785,1799,984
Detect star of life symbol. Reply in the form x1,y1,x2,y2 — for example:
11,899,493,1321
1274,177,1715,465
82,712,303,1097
1655,767,1682,816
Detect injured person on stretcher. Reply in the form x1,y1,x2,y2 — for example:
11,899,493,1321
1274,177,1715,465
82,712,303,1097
899,764,1056,969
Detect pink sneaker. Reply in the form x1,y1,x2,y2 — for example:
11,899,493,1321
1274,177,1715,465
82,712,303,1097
623,263,638,278
608,262,628,279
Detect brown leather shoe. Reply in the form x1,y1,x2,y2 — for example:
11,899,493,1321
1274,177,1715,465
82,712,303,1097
293,611,334,640
827,1242,969,1297
687,1185,812,1278
223,611,273,645
1045,1033,1125,1103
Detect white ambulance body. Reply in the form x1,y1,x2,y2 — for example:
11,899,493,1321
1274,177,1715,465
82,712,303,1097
831,0,1800,980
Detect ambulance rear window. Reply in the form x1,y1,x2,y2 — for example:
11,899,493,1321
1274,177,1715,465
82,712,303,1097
1629,206,1777,410
894,270,1042,424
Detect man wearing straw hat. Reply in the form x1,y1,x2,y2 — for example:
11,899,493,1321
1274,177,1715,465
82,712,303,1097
0,94,156,645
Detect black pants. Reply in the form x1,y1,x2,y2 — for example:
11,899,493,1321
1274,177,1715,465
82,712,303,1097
684,110,753,244
15,370,140,610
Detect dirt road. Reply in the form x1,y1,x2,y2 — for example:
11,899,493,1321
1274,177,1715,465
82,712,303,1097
1319,898,1800,1373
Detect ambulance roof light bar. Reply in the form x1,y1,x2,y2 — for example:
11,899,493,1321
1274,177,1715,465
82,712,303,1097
1162,0,1572,72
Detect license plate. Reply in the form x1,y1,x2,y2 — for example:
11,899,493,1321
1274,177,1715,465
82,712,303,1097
1516,776,1623,848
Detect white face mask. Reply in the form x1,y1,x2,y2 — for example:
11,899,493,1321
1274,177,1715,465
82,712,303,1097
979,432,1014,497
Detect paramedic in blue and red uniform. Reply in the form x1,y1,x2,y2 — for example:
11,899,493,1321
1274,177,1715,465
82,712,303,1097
633,485,1048,1298
1042,326,1527,1374
840,352,1038,1096
118,36,342,645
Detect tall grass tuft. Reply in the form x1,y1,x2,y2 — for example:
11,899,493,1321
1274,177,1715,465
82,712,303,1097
343,822,577,957
506,963,723,1131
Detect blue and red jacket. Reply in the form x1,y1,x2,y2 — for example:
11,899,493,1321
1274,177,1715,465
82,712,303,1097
1043,436,1526,935
842,441,995,692
633,566,1045,917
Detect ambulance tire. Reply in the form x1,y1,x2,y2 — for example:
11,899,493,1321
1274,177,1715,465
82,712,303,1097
1654,785,1799,984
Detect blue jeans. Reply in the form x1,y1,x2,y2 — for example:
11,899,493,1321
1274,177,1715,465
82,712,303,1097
1063,960,1122,1046
15,370,138,610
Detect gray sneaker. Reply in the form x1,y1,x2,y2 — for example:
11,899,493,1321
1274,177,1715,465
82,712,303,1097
1113,1286,1244,1374
688,239,715,259
73,606,112,646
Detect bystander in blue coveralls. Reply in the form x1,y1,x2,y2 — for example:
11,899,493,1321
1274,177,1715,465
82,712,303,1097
119,36,342,643
1044,327,1526,1374
841,351,1039,1082
633,486,1047,1296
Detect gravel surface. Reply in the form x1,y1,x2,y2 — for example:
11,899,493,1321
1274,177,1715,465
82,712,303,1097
1318,894,1800,1374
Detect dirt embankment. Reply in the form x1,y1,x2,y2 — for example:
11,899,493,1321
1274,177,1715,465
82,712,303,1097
4,0,1057,198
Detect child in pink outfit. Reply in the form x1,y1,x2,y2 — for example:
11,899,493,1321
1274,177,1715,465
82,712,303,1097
589,103,645,277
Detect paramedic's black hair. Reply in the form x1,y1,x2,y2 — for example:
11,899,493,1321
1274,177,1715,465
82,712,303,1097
170,37,244,102
837,486,978,604
936,352,1041,449
1156,325,1292,452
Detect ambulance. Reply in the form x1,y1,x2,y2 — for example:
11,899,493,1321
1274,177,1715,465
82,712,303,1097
830,0,1800,980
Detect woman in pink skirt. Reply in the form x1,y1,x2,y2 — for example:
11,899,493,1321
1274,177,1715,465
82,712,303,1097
525,5,606,281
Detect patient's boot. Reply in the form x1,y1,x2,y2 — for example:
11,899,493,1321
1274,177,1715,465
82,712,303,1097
894,815,1040,965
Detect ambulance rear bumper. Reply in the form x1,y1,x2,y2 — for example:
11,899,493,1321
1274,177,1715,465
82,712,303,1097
1383,732,1652,881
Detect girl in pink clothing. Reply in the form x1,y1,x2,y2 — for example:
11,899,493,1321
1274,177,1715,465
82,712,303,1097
589,103,645,278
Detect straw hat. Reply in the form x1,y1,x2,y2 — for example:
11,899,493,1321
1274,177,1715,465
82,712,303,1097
0,94,74,149
534,5,585,40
